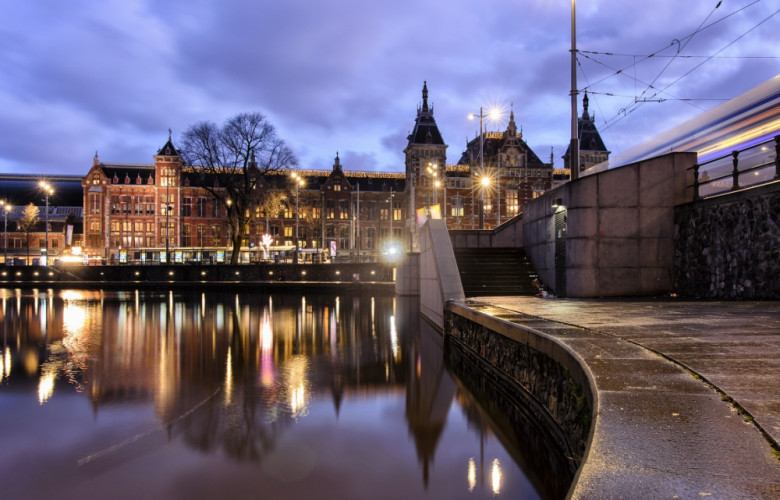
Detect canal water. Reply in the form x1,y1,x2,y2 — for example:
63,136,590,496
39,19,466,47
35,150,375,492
0,288,570,500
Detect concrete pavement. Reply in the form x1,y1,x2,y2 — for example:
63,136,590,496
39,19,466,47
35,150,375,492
464,297,780,499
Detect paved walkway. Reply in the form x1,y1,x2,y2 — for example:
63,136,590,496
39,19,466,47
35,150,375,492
466,297,780,499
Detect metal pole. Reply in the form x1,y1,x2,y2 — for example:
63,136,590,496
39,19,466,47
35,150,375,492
3,207,7,263
570,0,580,180
165,179,169,264
497,155,501,225
479,108,484,229
389,189,393,240
44,190,49,264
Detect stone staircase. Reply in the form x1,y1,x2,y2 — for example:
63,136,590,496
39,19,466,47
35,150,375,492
453,247,539,297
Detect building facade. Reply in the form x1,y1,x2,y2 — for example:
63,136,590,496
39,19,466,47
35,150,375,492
1,83,607,265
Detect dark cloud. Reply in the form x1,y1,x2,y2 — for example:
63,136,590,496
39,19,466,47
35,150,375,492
1,1,778,176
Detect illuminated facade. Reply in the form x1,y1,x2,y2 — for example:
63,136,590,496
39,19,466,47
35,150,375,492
82,139,408,262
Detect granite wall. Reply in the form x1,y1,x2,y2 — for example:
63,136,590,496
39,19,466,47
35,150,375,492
445,305,592,464
674,182,780,299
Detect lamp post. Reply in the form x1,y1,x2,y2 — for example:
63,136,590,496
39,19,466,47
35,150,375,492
1,201,9,263
39,181,53,265
291,173,305,263
388,189,394,240
480,177,490,229
469,109,485,229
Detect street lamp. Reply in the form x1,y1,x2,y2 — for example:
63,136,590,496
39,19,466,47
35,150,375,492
469,109,485,226
39,181,53,265
291,173,305,263
480,176,490,229
1,201,10,263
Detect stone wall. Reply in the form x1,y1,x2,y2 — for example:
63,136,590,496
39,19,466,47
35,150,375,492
522,152,696,297
674,182,780,299
445,305,592,463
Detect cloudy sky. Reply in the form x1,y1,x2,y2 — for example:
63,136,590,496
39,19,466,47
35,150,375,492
1,0,778,176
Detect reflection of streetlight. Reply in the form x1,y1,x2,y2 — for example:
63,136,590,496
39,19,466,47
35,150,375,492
1,201,10,263
480,176,490,229
39,181,53,264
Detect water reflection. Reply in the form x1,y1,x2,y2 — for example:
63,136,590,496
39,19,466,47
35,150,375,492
0,288,560,499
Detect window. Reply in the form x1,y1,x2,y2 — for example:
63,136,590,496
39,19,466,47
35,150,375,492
196,198,207,218
182,197,192,217
392,207,403,221
111,196,120,215
182,224,193,246
339,200,349,220
380,207,389,221
89,194,101,214
366,228,376,250
506,190,519,217
451,197,464,217
89,221,101,232
145,196,155,215
333,184,341,192
284,226,293,237
326,201,335,219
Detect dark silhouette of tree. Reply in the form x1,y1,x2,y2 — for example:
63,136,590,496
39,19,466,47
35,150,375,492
18,203,39,264
181,112,298,264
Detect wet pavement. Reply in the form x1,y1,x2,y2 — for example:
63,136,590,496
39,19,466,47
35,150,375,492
458,297,780,499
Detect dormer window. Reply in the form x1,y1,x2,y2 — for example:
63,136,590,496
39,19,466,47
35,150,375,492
136,175,142,184
334,184,341,192
112,175,118,184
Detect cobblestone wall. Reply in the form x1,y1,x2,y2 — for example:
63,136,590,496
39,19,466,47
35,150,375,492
674,186,780,299
445,309,591,464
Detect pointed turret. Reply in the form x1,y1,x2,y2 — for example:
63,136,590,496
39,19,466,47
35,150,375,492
563,93,610,172
406,82,444,147
157,128,180,157
332,151,343,173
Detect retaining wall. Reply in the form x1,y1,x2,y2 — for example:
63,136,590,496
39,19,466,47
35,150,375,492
674,181,780,299
446,302,593,466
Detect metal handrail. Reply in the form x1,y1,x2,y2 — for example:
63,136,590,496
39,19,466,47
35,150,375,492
689,135,779,201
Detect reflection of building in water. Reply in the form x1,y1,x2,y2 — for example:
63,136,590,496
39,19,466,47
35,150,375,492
397,298,458,486
3,290,477,486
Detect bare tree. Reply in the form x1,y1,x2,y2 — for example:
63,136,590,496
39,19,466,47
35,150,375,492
18,203,39,264
181,112,298,264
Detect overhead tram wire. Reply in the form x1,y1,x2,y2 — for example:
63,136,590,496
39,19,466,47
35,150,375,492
578,0,763,95
579,4,779,132
632,0,724,106
579,51,780,60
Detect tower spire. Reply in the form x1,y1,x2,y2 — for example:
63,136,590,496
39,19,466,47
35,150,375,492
582,92,590,120
422,81,429,112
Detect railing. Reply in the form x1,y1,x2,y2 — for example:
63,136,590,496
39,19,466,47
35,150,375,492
691,135,779,201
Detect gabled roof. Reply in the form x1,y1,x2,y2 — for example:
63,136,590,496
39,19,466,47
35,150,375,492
457,112,548,167
156,131,181,157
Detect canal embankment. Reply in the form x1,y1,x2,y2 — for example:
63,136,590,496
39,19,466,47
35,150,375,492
0,262,396,292
458,296,780,499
